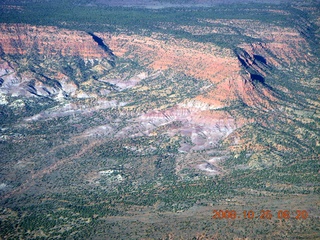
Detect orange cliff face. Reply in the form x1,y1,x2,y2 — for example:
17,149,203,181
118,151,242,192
0,23,258,109
0,23,277,133
0,22,307,121
0,21,311,99
0,23,282,108
99,32,251,107
0,24,111,59
100,32,282,108
0,23,250,152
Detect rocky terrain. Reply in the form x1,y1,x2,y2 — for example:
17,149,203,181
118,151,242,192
0,0,319,239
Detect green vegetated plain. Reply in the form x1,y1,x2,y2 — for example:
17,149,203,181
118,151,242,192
0,0,319,239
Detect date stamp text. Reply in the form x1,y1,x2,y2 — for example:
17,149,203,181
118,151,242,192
212,210,308,220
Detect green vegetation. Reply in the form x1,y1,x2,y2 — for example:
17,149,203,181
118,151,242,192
0,0,319,239
0,0,301,48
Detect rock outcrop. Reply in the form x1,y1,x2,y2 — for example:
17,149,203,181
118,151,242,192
0,24,117,99
0,24,115,59
0,20,315,168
